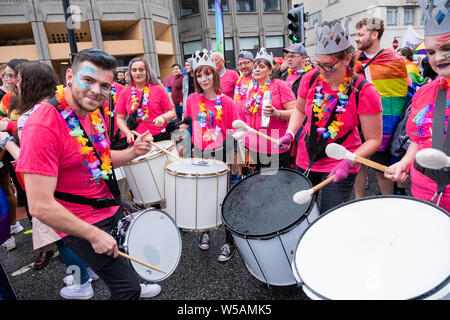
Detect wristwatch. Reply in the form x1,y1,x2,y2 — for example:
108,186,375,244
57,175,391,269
0,134,15,150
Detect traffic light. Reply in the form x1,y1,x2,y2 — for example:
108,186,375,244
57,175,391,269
287,5,305,44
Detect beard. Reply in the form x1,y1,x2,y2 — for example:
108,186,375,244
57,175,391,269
71,88,105,113
356,38,373,52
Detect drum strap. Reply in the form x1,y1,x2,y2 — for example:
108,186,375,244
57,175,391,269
414,85,450,198
47,96,121,209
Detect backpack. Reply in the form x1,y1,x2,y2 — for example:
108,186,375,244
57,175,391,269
389,100,412,159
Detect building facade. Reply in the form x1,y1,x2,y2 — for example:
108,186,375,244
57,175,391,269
0,0,182,82
295,0,424,56
175,0,293,69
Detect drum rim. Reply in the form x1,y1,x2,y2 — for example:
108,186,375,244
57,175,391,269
293,195,450,300
222,168,317,240
163,157,230,177
124,208,182,282
127,140,175,164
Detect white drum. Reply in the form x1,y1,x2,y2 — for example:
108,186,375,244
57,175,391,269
114,167,130,198
113,208,182,282
124,140,176,205
222,169,320,286
292,196,450,300
164,158,229,232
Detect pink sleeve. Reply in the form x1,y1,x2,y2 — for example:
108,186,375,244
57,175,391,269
356,81,383,114
298,71,316,100
115,88,129,115
277,80,296,105
157,85,175,112
184,95,193,119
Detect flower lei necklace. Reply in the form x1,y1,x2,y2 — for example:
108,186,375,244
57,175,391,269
55,85,112,182
198,92,223,142
246,79,270,114
312,75,351,140
439,76,450,90
104,84,117,118
234,75,252,101
131,84,150,120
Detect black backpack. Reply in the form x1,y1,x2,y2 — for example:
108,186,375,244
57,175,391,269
390,100,412,159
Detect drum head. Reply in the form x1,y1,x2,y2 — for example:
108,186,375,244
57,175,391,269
131,140,174,163
294,196,450,300
126,209,182,282
165,158,228,176
222,168,314,238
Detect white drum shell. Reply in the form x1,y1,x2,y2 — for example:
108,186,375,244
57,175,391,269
124,141,176,205
293,196,450,300
164,159,229,231
114,167,130,198
120,209,182,282
231,202,320,286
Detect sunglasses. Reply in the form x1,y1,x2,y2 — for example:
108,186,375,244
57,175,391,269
313,58,342,72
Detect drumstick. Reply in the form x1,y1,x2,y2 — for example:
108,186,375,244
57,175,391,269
137,119,155,124
118,251,166,274
293,175,335,205
232,120,279,145
131,130,181,161
415,148,450,170
325,143,388,172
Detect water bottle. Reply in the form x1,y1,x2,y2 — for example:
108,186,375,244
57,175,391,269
261,91,272,128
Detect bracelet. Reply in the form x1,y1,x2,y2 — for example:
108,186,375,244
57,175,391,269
161,114,167,122
0,135,15,150
277,110,282,119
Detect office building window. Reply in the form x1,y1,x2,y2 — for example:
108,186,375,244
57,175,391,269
404,7,415,26
264,0,280,12
265,36,284,48
208,0,229,12
183,40,203,60
239,37,259,59
309,11,322,29
211,38,234,51
180,0,199,17
387,7,398,26
236,0,255,12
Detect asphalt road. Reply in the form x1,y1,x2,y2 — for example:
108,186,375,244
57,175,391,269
2,167,410,301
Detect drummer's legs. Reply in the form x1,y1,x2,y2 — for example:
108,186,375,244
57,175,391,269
319,174,356,213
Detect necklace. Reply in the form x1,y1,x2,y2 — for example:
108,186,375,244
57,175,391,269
197,92,223,142
312,75,351,140
245,79,270,114
234,75,252,102
55,85,112,182
131,84,150,120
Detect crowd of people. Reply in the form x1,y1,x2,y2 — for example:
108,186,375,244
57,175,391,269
0,0,448,300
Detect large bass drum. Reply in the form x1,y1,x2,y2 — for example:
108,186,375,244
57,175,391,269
292,196,450,300
222,168,320,286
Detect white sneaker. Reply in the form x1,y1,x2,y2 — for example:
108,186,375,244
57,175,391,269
63,268,100,286
1,236,16,251
60,281,94,300
10,222,24,235
87,267,99,281
140,283,161,299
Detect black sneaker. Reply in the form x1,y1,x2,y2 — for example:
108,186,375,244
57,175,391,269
199,232,210,250
218,243,236,262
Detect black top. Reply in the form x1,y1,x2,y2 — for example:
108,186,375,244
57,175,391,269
222,169,314,237
0,88,7,103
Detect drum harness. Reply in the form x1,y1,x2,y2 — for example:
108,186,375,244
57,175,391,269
413,85,450,206
47,96,122,210
303,71,367,177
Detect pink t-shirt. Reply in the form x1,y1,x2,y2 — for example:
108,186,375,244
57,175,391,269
234,75,253,119
241,79,296,154
296,71,383,173
115,83,174,136
406,76,450,211
286,72,303,88
220,69,239,99
184,93,238,150
16,103,118,237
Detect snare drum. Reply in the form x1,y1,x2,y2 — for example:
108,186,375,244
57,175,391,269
113,208,182,282
164,158,229,232
222,168,320,286
124,140,176,206
292,196,450,300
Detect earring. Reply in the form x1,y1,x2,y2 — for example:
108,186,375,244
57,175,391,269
67,82,72,87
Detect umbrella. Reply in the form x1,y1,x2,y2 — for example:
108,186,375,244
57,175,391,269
413,41,427,55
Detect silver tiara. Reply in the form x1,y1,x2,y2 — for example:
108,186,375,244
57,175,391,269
315,18,353,54
419,0,450,36
192,49,216,71
255,47,273,66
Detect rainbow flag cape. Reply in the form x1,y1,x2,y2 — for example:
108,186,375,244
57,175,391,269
356,49,408,151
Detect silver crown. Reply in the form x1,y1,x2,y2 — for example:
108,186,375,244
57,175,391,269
419,0,450,36
255,47,274,66
191,49,216,71
315,18,353,54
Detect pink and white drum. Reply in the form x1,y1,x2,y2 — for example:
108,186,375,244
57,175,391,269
123,140,177,206
113,167,130,198
164,158,229,232
292,196,450,300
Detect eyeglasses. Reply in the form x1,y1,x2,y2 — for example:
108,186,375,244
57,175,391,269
286,54,301,60
3,73,16,80
313,58,342,72
237,60,253,67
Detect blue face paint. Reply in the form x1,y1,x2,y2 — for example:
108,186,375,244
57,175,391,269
75,66,96,89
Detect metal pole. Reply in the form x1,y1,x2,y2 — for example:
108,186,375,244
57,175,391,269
62,0,78,62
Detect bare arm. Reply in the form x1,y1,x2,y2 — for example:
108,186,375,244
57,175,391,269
111,130,153,168
116,113,134,143
353,113,383,159
286,96,307,135
384,142,418,182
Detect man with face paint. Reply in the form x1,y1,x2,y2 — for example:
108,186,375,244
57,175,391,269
15,49,162,300
385,0,450,213
353,17,408,199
